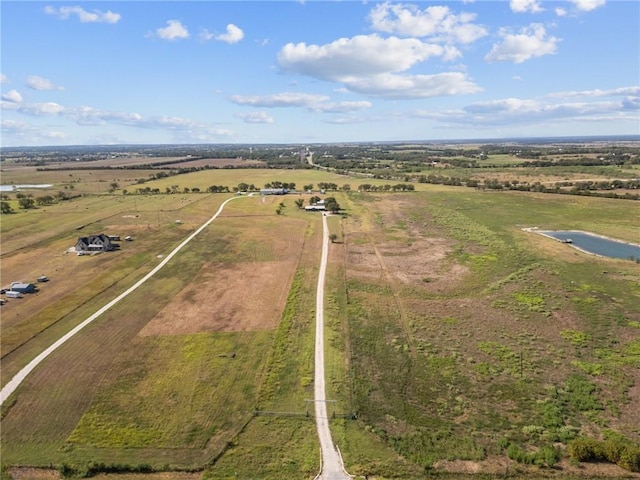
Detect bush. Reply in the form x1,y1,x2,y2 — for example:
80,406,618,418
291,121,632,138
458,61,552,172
568,436,640,472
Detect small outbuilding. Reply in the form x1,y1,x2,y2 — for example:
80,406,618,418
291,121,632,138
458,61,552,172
10,282,37,294
260,188,287,195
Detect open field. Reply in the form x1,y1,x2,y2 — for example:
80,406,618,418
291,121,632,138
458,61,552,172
1,191,324,476
0,168,163,194
2,164,640,479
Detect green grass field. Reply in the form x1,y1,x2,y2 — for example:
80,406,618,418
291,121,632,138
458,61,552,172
2,166,640,479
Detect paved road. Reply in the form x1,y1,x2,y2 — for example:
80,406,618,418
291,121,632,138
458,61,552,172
314,214,351,480
0,195,242,406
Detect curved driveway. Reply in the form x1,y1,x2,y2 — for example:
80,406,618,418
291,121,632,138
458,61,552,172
0,195,242,406
314,213,351,480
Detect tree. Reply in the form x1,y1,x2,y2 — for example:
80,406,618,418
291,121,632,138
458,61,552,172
324,197,341,214
303,184,314,192
294,198,304,209
309,196,321,205
109,182,119,192
329,233,338,243
18,197,36,209
1,201,13,214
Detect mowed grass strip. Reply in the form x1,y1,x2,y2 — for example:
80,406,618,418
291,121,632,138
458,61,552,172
205,210,323,478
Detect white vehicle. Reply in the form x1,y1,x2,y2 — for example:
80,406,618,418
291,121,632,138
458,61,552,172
6,291,22,298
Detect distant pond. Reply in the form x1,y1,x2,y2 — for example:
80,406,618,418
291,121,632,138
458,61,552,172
0,184,53,192
534,230,640,261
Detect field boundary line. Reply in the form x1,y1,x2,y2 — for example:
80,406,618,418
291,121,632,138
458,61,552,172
0,195,243,407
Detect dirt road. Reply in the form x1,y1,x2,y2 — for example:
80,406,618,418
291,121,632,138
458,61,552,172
314,213,351,480
0,196,242,406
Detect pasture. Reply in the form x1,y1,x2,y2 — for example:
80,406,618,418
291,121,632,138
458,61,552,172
1,163,640,479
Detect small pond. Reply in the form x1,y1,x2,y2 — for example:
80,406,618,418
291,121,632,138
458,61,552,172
0,184,53,192
536,230,640,261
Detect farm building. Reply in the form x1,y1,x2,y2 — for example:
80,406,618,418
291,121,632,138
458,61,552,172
260,188,287,195
305,199,326,211
305,204,326,211
75,233,116,252
10,282,36,294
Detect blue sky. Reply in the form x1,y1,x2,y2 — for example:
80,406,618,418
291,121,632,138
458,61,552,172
1,0,639,146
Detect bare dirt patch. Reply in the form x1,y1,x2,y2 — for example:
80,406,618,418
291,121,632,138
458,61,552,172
139,260,297,336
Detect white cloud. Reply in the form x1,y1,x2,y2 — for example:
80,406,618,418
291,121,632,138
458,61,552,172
2,101,66,116
570,0,606,12
555,7,568,16
547,86,640,98
154,20,189,41
229,92,329,108
216,24,244,44
44,6,120,24
0,74,8,84
25,75,64,91
309,101,373,113
368,3,487,44
277,34,483,99
341,72,482,99
485,24,559,63
2,90,23,103
199,28,215,42
236,111,275,124
0,97,235,140
412,90,637,128
1,119,66,143
278,34,460,82
509,0,544,13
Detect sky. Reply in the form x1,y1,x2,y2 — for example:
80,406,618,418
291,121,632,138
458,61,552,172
1,0,639,146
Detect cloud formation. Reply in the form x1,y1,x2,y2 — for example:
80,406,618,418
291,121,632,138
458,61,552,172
44,6,121,23
229,92,329,108
216,24,244,44
342,72,482,99
308,101,373,113
510,0,544,13
26,75,64,91
1,119,66,143
0,74,8,84
570,0,606,12
547,86,640,98
1,98,234,140
368,3,487,44
236,111,274,124
277,34,479,99
154,20,189,41
279,35,459,80
1,89,23,103
485,24,559,63
411,91,637,128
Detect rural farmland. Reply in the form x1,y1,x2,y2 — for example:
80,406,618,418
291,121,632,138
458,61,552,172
1,141,640,480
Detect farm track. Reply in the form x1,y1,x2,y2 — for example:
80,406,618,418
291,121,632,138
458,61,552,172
0,196,243,406
314,213,351,480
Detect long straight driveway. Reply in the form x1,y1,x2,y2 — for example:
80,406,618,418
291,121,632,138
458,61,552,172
314,213,351,480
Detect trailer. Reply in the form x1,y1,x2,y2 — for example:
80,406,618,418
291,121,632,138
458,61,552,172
6,291,22,298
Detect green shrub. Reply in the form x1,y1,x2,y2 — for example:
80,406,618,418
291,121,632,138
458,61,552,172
568,436,640,472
